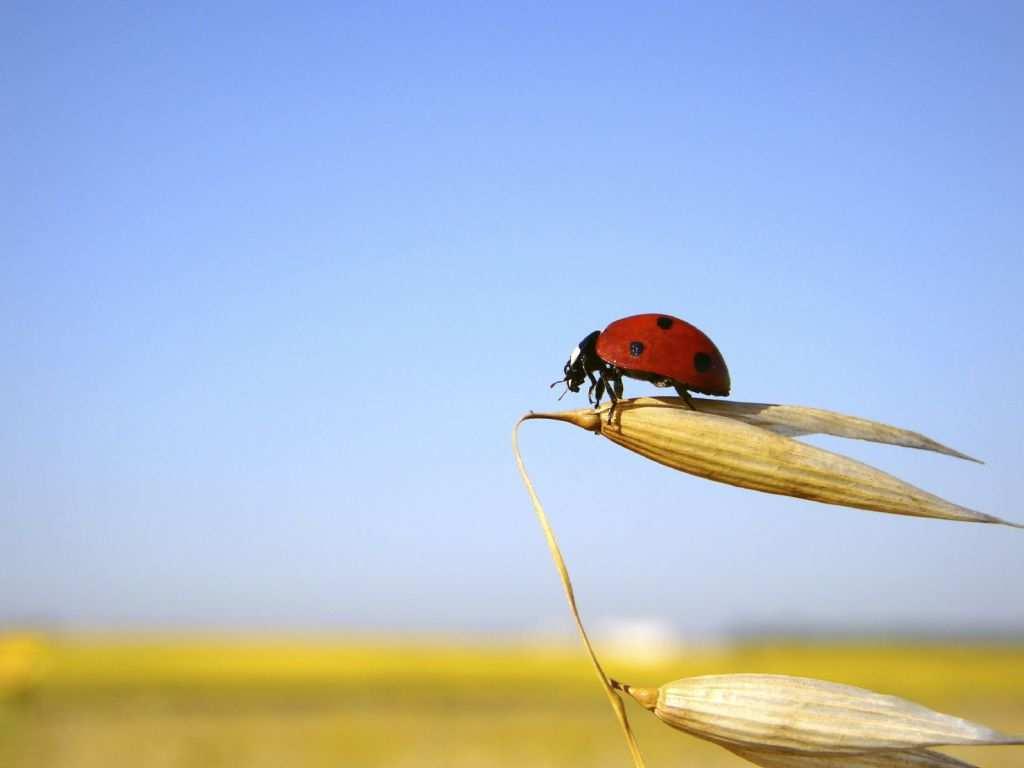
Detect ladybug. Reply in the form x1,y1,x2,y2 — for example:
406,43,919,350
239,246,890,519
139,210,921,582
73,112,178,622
553,313,730,414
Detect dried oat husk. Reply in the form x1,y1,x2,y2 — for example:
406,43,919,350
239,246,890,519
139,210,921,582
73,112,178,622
726,746,978,768
618,674,1023,755
688,398,980,463
525,398,1019,527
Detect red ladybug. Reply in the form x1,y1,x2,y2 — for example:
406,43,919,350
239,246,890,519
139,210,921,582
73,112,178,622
554,313,730,412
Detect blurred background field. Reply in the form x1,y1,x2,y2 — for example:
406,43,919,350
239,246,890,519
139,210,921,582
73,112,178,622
2,633,1022,768
6,4,1024,767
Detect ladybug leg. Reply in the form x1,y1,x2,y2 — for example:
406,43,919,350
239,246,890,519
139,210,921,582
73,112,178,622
604,369,624,423
586,370,601,406
592,376,606,407
611,374,624,401
606,386,618,422
673,384,695,410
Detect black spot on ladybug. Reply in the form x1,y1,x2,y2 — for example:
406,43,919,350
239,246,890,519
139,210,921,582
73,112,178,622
693,352,712,372
656,316,673,330
629,341,645,357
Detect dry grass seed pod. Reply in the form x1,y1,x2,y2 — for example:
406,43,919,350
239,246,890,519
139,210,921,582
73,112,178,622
688,398,979,463
725,746,979,768
530,398,1018,527
619,674,1023,755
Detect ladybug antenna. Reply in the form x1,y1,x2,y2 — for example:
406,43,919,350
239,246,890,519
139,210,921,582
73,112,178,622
549,379,570,399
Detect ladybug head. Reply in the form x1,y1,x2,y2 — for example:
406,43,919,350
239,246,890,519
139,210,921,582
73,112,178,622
553,330,601,393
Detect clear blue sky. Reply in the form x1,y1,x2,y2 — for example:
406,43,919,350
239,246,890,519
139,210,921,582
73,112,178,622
3,3,1022,638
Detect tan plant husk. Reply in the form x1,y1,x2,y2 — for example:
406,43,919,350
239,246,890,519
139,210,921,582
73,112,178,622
687,398,980,463
525,398,1019,527
618,673,1023,755
725,746,978,768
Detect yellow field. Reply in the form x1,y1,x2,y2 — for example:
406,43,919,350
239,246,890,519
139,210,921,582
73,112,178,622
2,634,1022,767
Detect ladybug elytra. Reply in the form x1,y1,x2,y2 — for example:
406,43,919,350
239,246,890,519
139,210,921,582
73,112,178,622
554,313,730,414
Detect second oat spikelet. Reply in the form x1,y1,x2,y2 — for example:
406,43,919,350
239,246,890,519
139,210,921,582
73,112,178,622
615,673,1023,757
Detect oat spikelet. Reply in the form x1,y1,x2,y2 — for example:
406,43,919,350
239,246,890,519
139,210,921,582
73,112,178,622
687,398,980,463
527,399,1019,527
618,674,1023,755
726,746,979,768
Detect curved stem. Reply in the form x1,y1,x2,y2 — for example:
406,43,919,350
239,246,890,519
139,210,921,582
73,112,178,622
513,414,647,768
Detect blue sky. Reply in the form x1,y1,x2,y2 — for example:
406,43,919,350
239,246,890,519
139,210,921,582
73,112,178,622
3,3,1022,638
